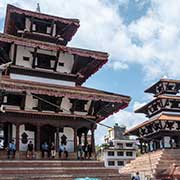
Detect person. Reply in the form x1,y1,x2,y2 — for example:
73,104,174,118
50,142,56,159
87,144,92,159
77,144,83,160
83,144,88,159
63,147,68,159
59,143,64,158
7,140,16,159
41,142,49,158
27,141,34,159
134,172,140,180
61,134,67,145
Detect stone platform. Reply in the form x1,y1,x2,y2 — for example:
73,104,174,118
120,148,180,180
0,160,130,180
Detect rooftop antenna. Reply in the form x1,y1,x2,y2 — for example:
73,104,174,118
36,3,41,13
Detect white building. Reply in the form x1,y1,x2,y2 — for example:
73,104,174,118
99,124,136,168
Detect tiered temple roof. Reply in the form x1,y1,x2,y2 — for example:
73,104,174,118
0,33,108,85
125,78,180,148
4,4,80,45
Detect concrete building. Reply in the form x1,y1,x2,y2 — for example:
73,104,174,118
99,124,136,168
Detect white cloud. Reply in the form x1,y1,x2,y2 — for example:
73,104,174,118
95,109,146,144
133,101,146,111
1,0,180,80
108,61,128,70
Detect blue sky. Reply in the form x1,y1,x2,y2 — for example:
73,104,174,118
1,0,180,144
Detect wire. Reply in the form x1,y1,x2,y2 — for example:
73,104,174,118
28,93,112,129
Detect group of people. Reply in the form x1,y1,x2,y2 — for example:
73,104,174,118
7,140,92,160
41,142,68,159
7,140,34,159
77,143,92,160
6,140,69,159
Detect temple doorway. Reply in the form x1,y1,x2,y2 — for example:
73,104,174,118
40,125,56,146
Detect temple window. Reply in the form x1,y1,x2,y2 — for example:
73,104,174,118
23,56,30,61
167,83,176,91
70,99,88,112
170,100,180,109
75,100,87,112
31,18,52,35
35,53,56,70
58,62,64,66
3,94,23,107
33,95,62,112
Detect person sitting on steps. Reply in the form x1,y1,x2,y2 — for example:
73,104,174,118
7,140,16,159
63,147,68,159
41,142,50,158
50,142,56,159
27,140,34,159
59,143,64,159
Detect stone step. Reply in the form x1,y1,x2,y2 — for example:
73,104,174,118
0,174,130,180
0,160,104,167
0,160,131,180
0,167,119,175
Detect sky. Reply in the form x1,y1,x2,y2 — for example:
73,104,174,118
1,0,180,144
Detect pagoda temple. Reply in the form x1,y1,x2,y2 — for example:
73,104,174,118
0,4,130,159
121,78,180,180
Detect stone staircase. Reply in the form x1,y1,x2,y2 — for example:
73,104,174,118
0,160,131,180
120,149,180,179
120,150,163,179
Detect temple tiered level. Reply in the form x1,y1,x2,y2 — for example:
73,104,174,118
125,78,180,153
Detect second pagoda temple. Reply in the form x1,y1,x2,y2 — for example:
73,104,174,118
125,78,180,153
121,78,180,180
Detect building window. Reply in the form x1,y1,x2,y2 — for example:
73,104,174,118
70,99,87,112
32,18,51,34
126,143,133,147
58,62,64,66
108,151,114,156
23,56,30,61
108,161,115,166
4,94,23,106
126,151,133,157
117,143,123,148
117,151,124,156
117,161,124,166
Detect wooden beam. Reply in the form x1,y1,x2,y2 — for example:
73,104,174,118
55,97,63,113
20,93,26,110
32,47,38,68
88,100,95,115
12,44,17,65
71,55,79,74
30,17,34,32
50,20,55,36
70,99,76,114
54,50,60,71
